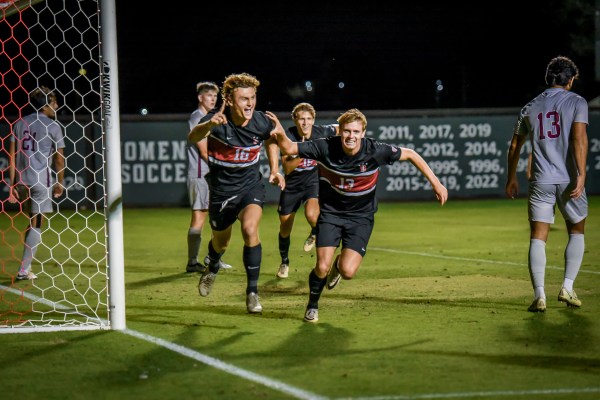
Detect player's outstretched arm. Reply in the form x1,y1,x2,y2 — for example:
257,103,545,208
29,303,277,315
266,111,298,156
188,101,227,143
400,147,448,205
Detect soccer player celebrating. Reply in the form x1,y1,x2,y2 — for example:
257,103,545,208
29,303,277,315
506,56,589,312
188,73,284,313
271,108,448,322
276,102,338,279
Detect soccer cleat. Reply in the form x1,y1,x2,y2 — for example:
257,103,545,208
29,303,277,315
276,263,289,278
246,292,263,313
304,308,319,323
16,271,38,281
204,255,232,270
303,234,316,252
198,271,217,297
186,263,206,273
558,287,581,308
527,297,547,313
326,263,341,290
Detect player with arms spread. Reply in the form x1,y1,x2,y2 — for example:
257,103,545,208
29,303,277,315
506,55,589,312
272,108,448,322
188,72,284,313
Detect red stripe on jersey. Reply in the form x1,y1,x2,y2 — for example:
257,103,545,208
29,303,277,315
295,158,317,172
208,137,262,168
319,166,379,196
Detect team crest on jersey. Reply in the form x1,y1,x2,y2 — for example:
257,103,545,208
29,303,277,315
359,163,367,172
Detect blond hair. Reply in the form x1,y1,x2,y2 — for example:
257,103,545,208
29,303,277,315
221,73,260,102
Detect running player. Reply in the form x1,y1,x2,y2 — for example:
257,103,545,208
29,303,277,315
272,108,448,322
506,55,589,312
276,103,338,279
188,73,285,313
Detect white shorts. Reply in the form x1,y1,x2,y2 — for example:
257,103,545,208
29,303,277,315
187,177,209,211
15,183,54,214
528,182,588,224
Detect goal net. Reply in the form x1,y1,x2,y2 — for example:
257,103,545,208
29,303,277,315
0,0,125,332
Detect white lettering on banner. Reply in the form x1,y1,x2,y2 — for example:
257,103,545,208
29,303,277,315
122,140,186,161
121,162,186,184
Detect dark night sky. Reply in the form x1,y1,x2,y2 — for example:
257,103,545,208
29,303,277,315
115,1,598,115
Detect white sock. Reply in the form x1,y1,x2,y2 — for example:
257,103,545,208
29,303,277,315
563,234,584,291
528,239,546,297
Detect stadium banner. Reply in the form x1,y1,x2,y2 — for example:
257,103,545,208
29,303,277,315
1,110,599,207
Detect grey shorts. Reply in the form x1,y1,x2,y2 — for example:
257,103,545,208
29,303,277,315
187,177,209,211
528,182,588,224
15,183,53,214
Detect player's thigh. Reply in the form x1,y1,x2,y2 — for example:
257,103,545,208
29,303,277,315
557,183,588,224
528,183,557,224
29,184,53,215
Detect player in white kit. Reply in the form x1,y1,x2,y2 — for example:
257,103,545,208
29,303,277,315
8,86,65,281
505,56,589,312
186,82,232,272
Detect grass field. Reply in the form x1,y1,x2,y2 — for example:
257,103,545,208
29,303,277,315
1,197,599,400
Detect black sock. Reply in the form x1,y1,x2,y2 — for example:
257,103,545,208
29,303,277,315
278,233,290,264
207,240,222,273
307,269,327,309
244,243,262,294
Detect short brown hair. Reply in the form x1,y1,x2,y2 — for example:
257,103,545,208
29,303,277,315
291,102,316,120
196,81,219,95
337,108,367,131
30,86,57,110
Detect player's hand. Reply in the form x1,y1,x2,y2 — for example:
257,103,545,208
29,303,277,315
570,175,586,199
265,111,284,138
269,171,285,190
53,182,64,198
210,100,228,126
7,186,19,203
433,183,448,206
505,178,519,199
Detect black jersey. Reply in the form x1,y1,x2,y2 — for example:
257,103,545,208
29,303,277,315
297,136,402,216
201,110,274,196
284,124,337,192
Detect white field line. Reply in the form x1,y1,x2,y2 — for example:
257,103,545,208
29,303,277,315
368,247,600,275
1,248,599,399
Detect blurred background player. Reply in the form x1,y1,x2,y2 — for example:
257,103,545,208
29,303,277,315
186,81,232,273
505,55,589,312
276,103,338,279
272,108,448,322
188,73,285,313
8,86,65,281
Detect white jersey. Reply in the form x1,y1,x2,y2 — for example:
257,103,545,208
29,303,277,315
515,87,588,184
187,108,210,179
11,112,65,187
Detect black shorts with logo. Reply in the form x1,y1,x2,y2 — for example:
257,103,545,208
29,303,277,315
316,212,374,257
208,181,265,231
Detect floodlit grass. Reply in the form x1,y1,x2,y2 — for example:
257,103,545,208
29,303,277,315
1,197,599,400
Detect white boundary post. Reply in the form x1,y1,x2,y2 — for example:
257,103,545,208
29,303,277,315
100,0,126,330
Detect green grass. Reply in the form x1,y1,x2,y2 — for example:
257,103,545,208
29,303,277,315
1,197,599,400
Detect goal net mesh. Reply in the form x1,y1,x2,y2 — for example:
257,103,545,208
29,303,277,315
1,0,109,331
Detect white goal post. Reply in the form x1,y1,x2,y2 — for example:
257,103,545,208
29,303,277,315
0,0,125,332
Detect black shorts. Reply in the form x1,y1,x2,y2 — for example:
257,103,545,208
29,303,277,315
209,182,265,231
316,213,374,257
277,183,318,215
